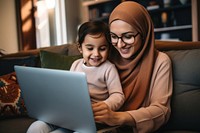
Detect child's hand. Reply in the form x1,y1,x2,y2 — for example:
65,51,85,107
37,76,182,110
92,102,108,114
92,102,109,124
92,102,131,126
92,102,119,126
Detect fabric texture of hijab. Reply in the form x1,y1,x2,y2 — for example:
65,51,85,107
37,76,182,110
109,1,158,111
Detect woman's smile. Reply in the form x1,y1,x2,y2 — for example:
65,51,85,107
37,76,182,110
120,46,132,54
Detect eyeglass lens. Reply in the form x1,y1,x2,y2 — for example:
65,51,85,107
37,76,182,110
110,32,137,44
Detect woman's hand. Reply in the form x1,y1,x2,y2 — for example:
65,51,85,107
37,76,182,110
92,102,134,126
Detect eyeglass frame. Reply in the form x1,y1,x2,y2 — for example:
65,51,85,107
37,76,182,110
109,32,139,45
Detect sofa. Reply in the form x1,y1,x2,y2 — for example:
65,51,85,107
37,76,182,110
0,40,200,133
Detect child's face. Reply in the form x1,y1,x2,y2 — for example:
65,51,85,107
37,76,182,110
79,34,109,67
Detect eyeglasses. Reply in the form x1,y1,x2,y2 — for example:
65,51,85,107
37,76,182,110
110,32,139,45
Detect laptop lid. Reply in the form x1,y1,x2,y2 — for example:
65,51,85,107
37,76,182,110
14,65,96,133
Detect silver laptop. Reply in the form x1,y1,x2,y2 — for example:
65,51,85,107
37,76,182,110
14,66,118,133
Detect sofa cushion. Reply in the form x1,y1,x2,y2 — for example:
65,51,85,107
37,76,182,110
0,116,35,133
0,72,27,119
163,49,200,131
0,55,39,76
42,43,80,56
40,50,82,70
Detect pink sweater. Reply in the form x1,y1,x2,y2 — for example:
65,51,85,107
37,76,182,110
130,52,173,133
70,59,125,111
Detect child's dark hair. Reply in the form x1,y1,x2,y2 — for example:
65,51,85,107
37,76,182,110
77,21,111,46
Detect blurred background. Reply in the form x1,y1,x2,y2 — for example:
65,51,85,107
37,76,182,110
0,0,199,54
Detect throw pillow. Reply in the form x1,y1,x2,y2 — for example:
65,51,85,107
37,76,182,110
0,72,27,119
40,50,82,70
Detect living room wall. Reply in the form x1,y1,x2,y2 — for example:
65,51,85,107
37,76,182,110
0,0,19,54
0,0,82,54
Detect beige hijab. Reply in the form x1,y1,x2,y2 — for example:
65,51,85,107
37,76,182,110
109,1,158,111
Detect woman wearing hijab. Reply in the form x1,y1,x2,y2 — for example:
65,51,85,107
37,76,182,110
92,1,173,133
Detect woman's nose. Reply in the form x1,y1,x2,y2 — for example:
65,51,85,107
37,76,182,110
116,38,126,48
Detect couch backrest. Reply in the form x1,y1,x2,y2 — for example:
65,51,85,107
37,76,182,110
155,40,200,131
0,43,80,59
0,43,80,76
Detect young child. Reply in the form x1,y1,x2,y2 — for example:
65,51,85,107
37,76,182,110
70,21,125,111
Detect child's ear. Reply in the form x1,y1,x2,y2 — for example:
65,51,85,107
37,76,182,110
77,44,83,53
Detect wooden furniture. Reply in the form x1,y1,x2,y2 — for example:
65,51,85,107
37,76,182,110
81,0,200,41
147,1,192,41
132,0,199,41
81,0,120,23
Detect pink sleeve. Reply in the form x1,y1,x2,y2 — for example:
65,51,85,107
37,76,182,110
128,52,173,133
103,64,125,111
